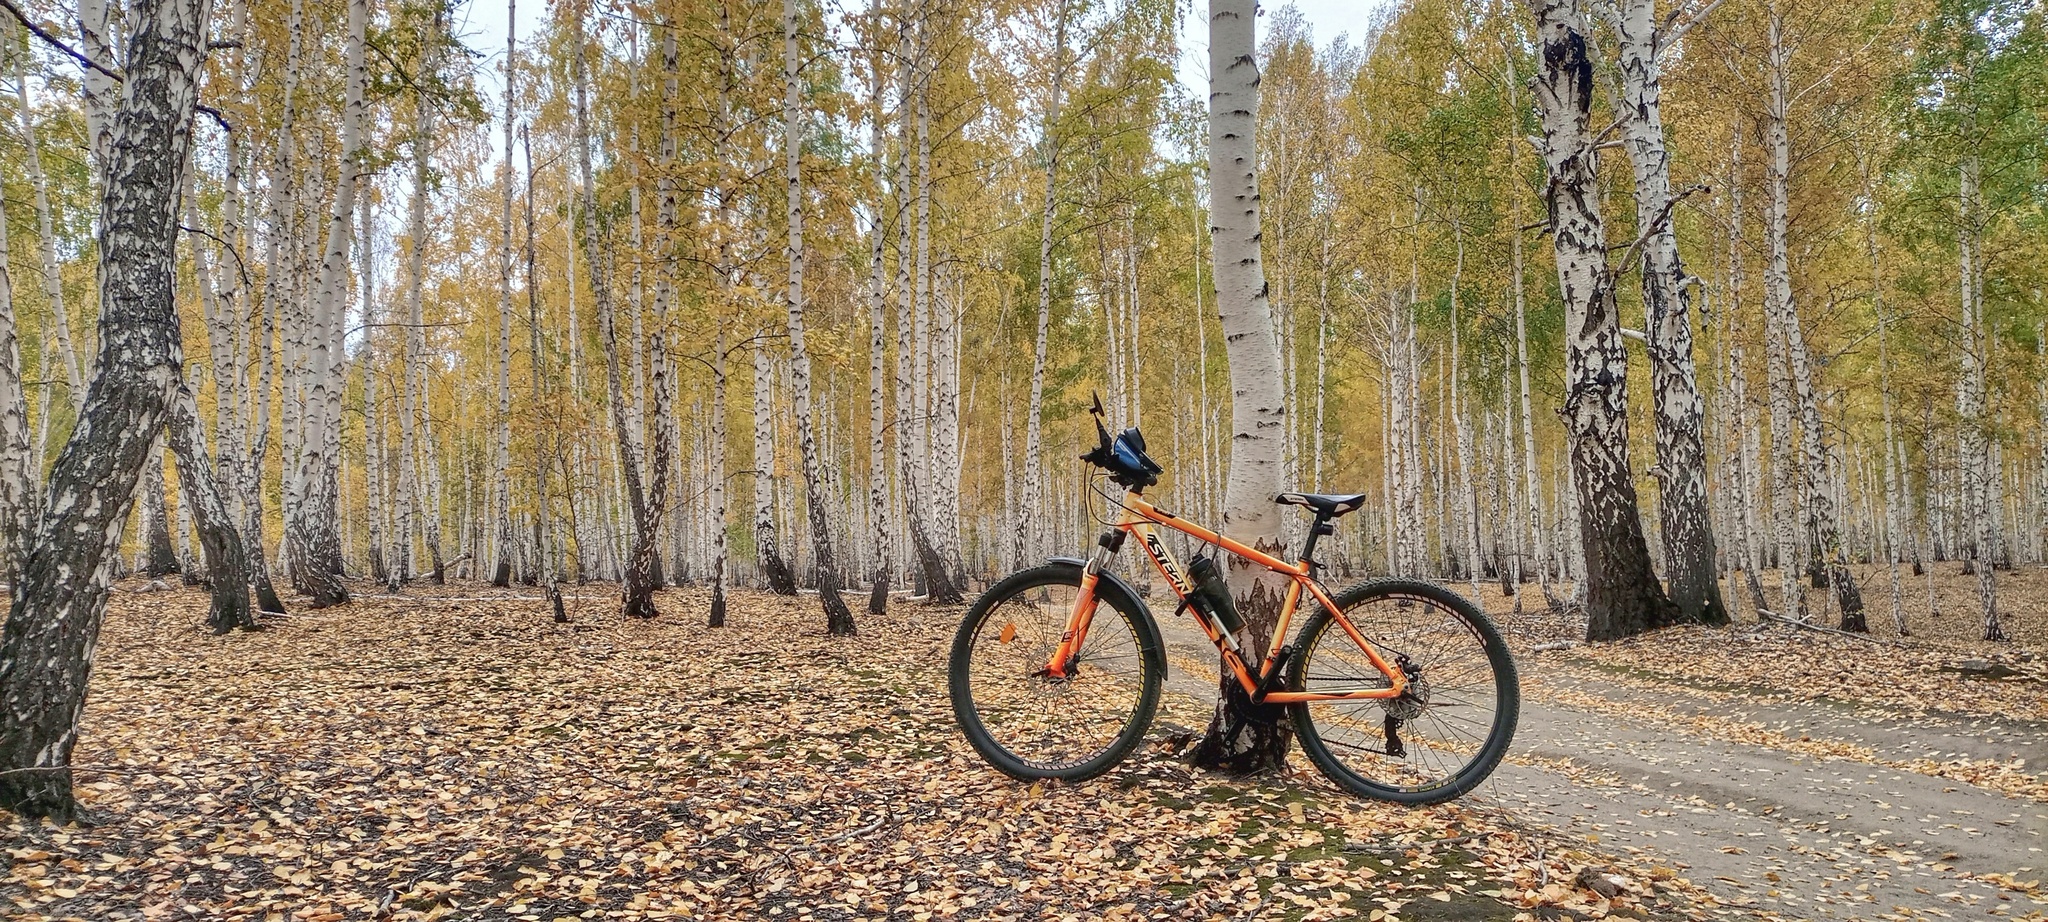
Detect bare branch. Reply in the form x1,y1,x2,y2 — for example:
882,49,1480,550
0,0,122,81
1660,0,1729,58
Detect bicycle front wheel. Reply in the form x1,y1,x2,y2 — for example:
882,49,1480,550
1287,579,1518,804
948,563,1163,782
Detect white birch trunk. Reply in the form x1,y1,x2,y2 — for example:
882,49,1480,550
1022,4,1067,569
1509,149,1549,591
1449,225,1482,600
519,126,566,619
402,32,445,584
0,0,216,820
1865,157,1908,635
1600,0,1724,624
1956,154,2004,640
753,336,795,593
1527,0,1676,639
490,0,519,587
0,170,35,574
782,0,854,632
284,0,365,607
572,0,663,617
709,330,730,626
1190,0,1291,772
1764,5,1864,627
10,62,85,411
1720,140,1769,612
866,43,893,612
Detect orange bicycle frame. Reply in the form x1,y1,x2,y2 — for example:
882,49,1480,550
1041,492,1407,702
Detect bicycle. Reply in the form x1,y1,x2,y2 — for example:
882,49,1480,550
948,398,1518,804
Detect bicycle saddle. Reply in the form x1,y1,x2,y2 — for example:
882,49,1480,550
1274,492,1367,518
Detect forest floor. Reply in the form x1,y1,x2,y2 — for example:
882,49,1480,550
10,581,1708,922
0,568,2041,922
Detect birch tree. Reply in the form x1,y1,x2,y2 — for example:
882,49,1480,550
708,331,730,627
11,54,85,413
572,0,667,618
1597,0,1726,625
1188,0,1291,773
865,21,892,616
166,375,254,633
492,0,519,588
753,337,796,594
0,147,33,582
0,0,215,820
783,0,856,634
1021,0,1069,572
1525,0,1679,641
1760,0,1866,629
522,125,567,622
1893,0,2043,640
283,0,366,608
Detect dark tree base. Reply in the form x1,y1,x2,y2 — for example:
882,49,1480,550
912,535,961,605
548,582,569,623
621,576,660,619
867,571,889,618
1829,564,1868,631
0,770,86,824
761,549,798,596
1673,579,1730,627
1585,579,1682,643
207,588,257,635
823,587,856,636
254,573,287,615
1189,688,1291,775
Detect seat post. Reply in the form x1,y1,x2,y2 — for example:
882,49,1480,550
1299,513,1335,564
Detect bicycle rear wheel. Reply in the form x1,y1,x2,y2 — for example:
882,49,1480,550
1286,579,1517,804
948,563,1163,781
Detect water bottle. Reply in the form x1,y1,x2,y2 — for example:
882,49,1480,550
1188,554,1243,635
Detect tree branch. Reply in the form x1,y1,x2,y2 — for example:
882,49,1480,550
1660,0,1728,57
0,0,122,81
1616,183,1710,272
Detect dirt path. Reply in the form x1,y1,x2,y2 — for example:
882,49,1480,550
1149,611,2048,920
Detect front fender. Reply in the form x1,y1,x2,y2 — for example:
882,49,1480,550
1045,557,1165,670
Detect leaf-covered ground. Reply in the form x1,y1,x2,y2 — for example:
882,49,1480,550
1510,565,2048,725
3,583,1723,921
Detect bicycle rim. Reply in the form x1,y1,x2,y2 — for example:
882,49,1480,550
1293,584,1514,799
955,574,1153,776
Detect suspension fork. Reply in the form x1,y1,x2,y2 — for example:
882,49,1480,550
1042,529,1124,678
